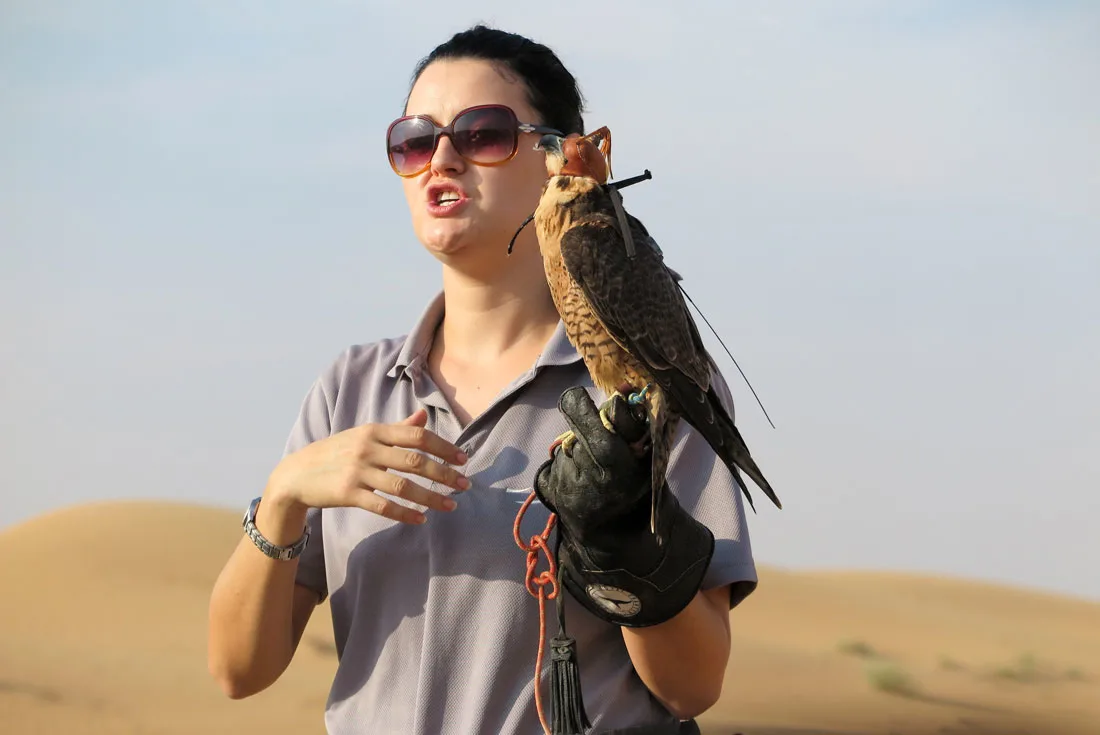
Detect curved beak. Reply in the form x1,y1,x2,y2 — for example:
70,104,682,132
535,134,564,156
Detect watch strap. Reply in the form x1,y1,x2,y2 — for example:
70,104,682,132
242,496,310,561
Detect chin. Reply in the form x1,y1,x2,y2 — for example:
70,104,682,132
412,203,533,264
418,223,484,260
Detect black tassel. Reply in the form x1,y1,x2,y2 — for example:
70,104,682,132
550,541,590,734
550,631,590,734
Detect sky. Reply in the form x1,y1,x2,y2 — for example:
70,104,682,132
2,1,1098,602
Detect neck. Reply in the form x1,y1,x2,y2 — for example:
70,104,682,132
434,244,560,365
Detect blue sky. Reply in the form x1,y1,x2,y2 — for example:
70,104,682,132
2,1,1098,601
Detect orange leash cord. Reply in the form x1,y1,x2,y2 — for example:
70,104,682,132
513,490,558,735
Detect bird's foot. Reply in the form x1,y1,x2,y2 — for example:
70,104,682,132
602,389,652,459
549,430,577,458
598,397,619,433
549,387,654,459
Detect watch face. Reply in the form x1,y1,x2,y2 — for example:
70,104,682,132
244,497,261,524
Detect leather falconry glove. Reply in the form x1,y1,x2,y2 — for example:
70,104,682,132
534,386,716,628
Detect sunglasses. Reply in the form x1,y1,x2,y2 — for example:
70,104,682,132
386,104,564,178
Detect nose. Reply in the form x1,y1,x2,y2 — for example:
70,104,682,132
429,133,466,176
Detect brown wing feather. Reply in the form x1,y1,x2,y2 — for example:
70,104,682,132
558,213,711,387
558,210,781,511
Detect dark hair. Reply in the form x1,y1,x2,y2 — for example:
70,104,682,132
407,25,586,136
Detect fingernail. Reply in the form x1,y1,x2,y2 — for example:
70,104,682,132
455,451,468,464
457,477,471,491
442,498,457,511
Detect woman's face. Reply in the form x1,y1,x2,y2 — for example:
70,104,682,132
397,58,551,264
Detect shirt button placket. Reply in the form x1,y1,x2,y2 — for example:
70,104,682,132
459,442,475,474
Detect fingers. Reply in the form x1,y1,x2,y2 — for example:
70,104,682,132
356,467,458,523
369,444,470,492
399,408,428,427
349,411,469,525
368,422,468,467
352,483,430,525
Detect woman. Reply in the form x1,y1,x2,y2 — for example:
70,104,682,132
208,25,759,735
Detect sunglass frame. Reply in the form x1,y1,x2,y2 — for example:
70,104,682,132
386,104,563,177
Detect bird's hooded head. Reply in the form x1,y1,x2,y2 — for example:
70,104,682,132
536,127,612,185
507,127,614,256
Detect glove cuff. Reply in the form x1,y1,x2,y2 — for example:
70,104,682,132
554,488,715,628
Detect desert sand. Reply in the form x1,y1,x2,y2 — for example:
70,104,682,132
1,501,1096,735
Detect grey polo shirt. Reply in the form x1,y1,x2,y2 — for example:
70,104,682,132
285,292,759,735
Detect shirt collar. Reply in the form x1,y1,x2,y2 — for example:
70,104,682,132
388,292,446,380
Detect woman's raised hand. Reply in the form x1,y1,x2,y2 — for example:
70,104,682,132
265,408,470,525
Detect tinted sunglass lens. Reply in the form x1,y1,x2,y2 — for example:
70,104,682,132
453,108,517,163
389,119,437,175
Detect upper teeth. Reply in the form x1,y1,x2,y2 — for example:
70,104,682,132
438,193,459,203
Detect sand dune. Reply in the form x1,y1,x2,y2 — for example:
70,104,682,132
1,501,1096,735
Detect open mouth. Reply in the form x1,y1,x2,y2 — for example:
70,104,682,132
427,183,467,215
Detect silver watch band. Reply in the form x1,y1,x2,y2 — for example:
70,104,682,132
242,496,310,561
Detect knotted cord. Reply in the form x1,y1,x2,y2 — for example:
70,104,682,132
513,491,559,735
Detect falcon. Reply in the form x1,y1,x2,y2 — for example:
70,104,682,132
526,128,782,533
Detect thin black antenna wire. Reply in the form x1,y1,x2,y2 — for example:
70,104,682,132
675,280,776,429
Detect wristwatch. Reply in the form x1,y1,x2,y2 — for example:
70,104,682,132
242,496,310,561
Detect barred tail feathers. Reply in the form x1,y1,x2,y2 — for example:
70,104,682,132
646,389,679,539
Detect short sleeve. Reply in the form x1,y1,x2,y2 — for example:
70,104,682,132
665,367,760,609
282,373,336,603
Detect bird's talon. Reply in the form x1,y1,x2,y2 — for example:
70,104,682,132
598,390,633,433
549,430,577,458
